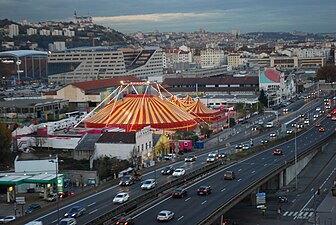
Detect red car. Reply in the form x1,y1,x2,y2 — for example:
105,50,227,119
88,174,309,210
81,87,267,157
315,123,321,127
327,113,332,118
319,127,326,132
273,149,283,155
58,190,75,199
332,116,336,121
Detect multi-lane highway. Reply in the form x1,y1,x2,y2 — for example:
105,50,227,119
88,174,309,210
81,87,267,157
23,98,328,225
132,115,335,224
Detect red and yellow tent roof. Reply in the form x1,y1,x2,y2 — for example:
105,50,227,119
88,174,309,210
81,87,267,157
186,98,221,122
183,95,194,105
84,94,198,131
168,95,188,111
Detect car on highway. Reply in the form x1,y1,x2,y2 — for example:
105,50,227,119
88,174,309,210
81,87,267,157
217,152,227,159
242,144,250,150
299,114,305,118
269,132,276,137
278,196,288,203
315,123,321,127
206,155,217,162
286,129,293,134
141,179,156,190
46,193,57,202
157,210,174,221
332,116,336,121
304,119,310,124
161,166,175,175
313,114,319,118
291,122,297,127
273,149,283,155
283,108,288,112
164,154,176,160
235,144,243,150
25,203,41,214
197,185,212,195
58,190,75,199
0,216,16,223
266,121,274,128
327,113,332,118
115,216,135,225
184,155,197,162
64,205,86,218
113,192,130,204
319,127,326,132
297,123,304,129
119,175,135,186
260,138,269,144
224,171,235,180
172,188,188,198
258,120,264,125
59,218,77,225
251,125,258,131
316,107,321,111
172,168,186,177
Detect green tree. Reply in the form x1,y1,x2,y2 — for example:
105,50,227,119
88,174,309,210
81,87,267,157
258,89,268,108
317,65,336,82
199,122,213,138
0,122,12,169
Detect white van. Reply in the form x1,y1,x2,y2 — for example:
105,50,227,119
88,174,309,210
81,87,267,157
25,221,43,225
266,122,274,128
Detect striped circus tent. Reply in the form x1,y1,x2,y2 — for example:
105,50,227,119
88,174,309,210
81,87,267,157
183,95,194,105
186,98,221,122
84,94,198,131
168,95,188,111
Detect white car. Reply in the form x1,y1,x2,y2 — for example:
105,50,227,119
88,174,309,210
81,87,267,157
206,155,217,162
157,210,174,221
172,168,186,177
242,144,250,150
266,122,274,128
59,218,77,225
270,132,276,137
141,179,156,190
0,216,16,223
316,107,321,111
113,192,129,204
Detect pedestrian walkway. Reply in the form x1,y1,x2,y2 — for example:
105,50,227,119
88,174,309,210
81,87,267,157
282,208,314,220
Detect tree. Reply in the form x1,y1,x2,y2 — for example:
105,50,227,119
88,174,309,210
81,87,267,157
0,122,12,169
317,65,336,82
258,89,268,108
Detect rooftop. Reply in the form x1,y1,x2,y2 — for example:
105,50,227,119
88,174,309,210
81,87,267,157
0,98,67,108
97,132,136,144
0,50,48,58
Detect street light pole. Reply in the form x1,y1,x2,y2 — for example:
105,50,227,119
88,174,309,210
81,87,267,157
49,155,63,225
294,127,298,191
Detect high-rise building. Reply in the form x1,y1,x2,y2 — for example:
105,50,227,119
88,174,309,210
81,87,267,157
8,24,19,38
27,28,37,36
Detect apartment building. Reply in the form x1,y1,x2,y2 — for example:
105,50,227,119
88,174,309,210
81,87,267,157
227,53,241,68
8,24,19,38
200,48,225,68
248,56,325,68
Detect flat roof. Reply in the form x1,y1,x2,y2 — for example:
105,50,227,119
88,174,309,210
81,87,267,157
0,98,67,108
0,50,48,58
0,175,29,185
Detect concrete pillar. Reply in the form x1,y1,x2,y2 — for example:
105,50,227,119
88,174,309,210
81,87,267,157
279,171,284,189
250,187,259,205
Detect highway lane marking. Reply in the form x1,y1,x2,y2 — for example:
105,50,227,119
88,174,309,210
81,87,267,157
177,216,184,221
251,171,255,174
89,209,98,215
264,164,267,166
201,200,207,205
185,197,191,201
238,179,242,182
51,219,57,223
88,202,96,207
238,169,242,172
221,188,226,192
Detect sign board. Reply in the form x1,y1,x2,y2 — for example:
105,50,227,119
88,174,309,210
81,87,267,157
16,196,25,205
57,176,64,194
256,192,266,208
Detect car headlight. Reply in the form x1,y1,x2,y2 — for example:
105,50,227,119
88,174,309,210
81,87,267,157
64,213,68,216
72,213,76,217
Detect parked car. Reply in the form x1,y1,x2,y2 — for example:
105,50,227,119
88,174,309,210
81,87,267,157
197,185,212,195
59,218,77,225
273,149,283,155
64,205,86,218
157,210,174,221
141,179,156,190
0,216,16,223
113,192,129,204
119,175,135,186
172,188,188,198
185,155,197,162
224,171,235,180
46,193,57,202
161,166,175,175
172,168,186,177
25,203,41,214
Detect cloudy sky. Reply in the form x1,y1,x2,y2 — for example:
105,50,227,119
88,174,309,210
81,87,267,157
0,0,335,33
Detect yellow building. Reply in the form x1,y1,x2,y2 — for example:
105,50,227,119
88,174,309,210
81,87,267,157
227,53,241,68
152,134,170,159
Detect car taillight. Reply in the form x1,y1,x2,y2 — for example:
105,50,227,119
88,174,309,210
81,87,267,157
204,190,207,192
197,189,200,192
224,174,227,177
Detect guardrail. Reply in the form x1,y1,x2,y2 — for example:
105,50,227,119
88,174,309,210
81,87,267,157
86,160,224,225
197,130,335,225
